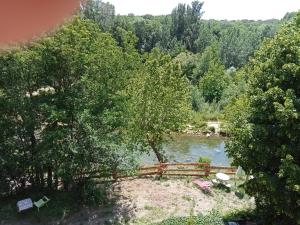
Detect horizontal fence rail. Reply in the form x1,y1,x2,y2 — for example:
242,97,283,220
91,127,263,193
128,163,236,178
79,163,237,180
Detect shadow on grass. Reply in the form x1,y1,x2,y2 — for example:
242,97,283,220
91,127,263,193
0,190,81,224
0,182,135,225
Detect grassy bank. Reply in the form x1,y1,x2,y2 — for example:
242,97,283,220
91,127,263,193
0,191,81,224
153,209,258,225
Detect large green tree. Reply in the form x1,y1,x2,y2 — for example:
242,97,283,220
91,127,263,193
82,0,115,31
0,17,139,193
126,49,191,163
226,14,300,224
171,1,204,52
199,60,228,103
192,43,220,84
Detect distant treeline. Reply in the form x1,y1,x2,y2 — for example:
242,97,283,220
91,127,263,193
83,0,295,68
82,1,297,120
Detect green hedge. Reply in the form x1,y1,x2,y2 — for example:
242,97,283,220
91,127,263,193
154,210,223,225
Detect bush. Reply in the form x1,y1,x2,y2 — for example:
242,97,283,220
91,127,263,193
198,156,212,165
81,179,109,205
226,13,300,224
154,210,223,225
207,126,215,133
192,120,207,130
223,208,258,223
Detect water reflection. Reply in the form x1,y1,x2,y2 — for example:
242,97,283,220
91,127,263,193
140,135,230,166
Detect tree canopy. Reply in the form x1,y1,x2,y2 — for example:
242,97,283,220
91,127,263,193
226,13,300,224
1,4,299,225
0,17,140,193
126,49,191,162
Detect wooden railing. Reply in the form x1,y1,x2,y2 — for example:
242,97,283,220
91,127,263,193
82,163,237,180
134,163,236,178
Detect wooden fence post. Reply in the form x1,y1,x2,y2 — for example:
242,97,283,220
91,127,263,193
205,163,210,177
112,171,118,181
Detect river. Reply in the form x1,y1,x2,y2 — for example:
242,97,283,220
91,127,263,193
140,135,230,166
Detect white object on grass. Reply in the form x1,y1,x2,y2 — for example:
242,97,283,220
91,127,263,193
216,172,230,181
225,183,232,188
17,198,33,212
211,179,220,185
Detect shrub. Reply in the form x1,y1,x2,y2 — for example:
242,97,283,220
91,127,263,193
192,120,207,130
223,208,259,223
198,156,212,165
81,179,109,205
154,210,223,225
207,126,215,133
226,13,300,224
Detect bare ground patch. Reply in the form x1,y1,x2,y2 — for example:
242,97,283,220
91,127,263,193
1,177,254,225
112,177,254,224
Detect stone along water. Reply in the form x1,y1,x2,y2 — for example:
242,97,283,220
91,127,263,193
141,135,230,166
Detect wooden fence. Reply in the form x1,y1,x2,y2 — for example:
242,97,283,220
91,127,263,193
83,163,237,180
120,163,236,178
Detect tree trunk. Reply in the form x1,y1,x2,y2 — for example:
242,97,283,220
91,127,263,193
35,168,41,186
148,139,166,163
40,171,45,188
54,173,59,190
47,167,53,189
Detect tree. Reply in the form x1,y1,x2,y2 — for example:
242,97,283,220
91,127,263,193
218,21,274,68
226,14,300,224
0,47,45,192
195,20,220,53
126,49,191,163
192,43,220,84
171,1,204,52
82,0,115,31
173,51,198,81
199,60,227,102
133,18,162,52
0,17,139,194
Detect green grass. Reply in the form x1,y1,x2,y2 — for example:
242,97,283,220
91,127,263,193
153,209,259,225
191,112,223,125
152,210,224,225
0,190,81,224
144,205,156,211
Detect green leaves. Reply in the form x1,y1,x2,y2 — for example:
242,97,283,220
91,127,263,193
226,13,300,224
154,210,224,225
0,17,141,193
199,60,227,103
126,49,191,162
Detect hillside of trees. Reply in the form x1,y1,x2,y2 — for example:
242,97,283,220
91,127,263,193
83,0,291,121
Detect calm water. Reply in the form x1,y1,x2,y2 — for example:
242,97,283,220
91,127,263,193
140,135,230,166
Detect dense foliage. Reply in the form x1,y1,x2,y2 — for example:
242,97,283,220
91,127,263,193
87,5,279,68
0,2,299,224
82,0,284,120
126,49,191,162
0,13,191,195
154,210,223,225
0,17,141,194
226,13,300,225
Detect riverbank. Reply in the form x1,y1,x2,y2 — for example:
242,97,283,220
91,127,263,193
183,121,229,137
